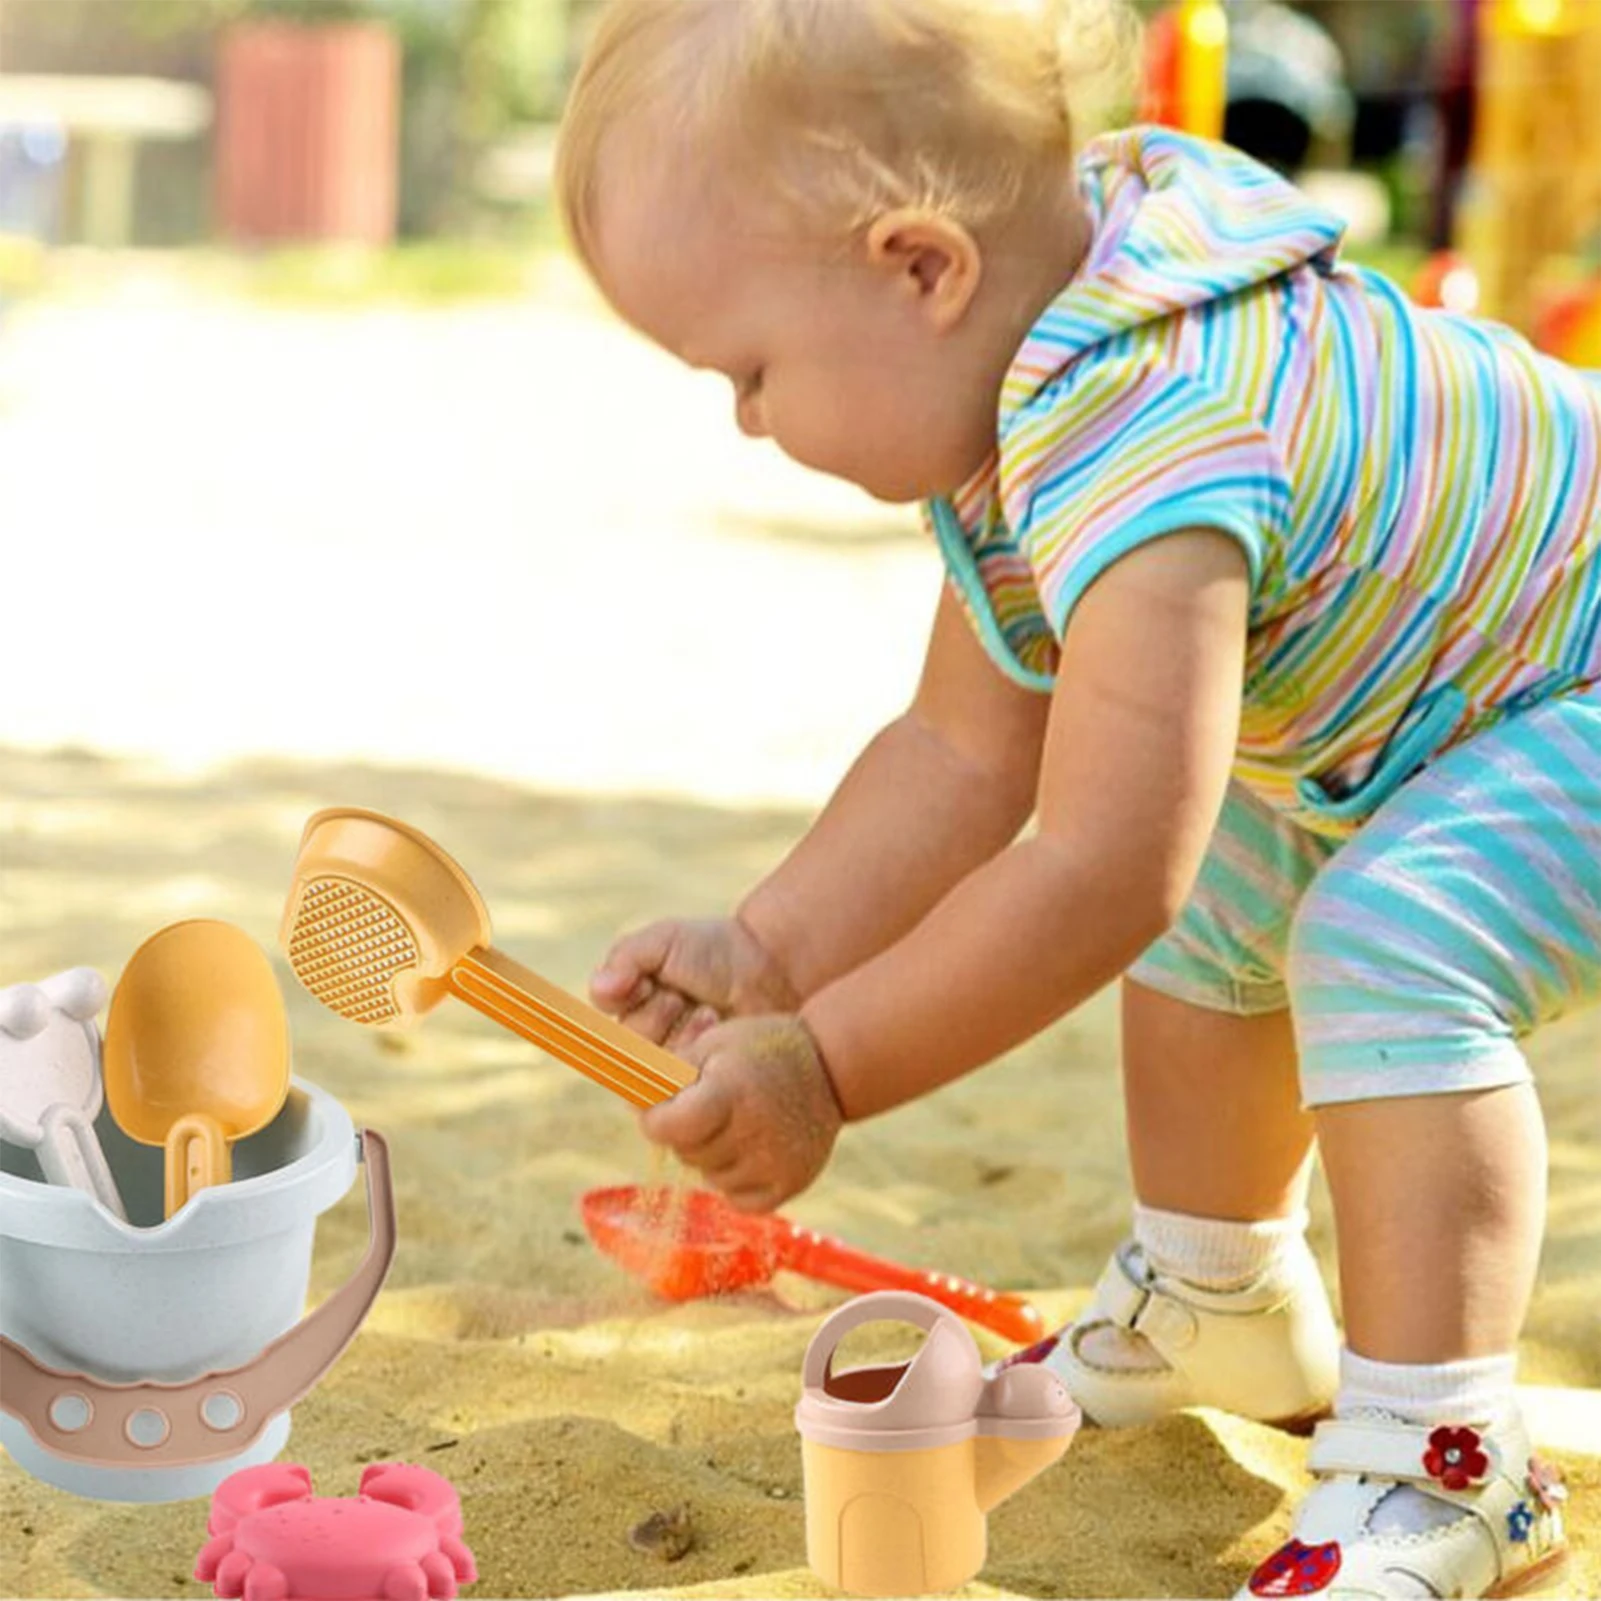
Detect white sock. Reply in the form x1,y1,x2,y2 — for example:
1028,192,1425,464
1336,1348,1519,1551
1135,1203,1309,1288
1079,1206,1309,1372
1337,1347,1518,1425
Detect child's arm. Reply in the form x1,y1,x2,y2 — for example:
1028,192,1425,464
640,528,1249,1211
737,580,1052,998
802,527,1247,1119
591,580,1050,1038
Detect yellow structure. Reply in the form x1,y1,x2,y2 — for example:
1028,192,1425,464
1142,0,1229,142
1176,0,1230,142
1457,0,1601,330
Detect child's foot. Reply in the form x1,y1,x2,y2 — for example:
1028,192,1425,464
1238,1406,1570,1598
995,1231,1339,1428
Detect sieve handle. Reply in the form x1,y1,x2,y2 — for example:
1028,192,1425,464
0,1128,395,1471
448,946,697,1109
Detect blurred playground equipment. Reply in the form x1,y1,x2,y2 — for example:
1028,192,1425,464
1457,0,1601,352
214,20,400,246
1142,0,1231,140
0,74,210,248
1141,0,1352,168
1142,0,1601,358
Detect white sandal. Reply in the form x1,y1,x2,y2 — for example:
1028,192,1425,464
1239,1409,1571,1598
996,1237,1339,1429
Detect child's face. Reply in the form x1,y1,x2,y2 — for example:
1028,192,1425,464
591,132,1001,503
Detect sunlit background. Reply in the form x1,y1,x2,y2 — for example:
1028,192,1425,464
1,0,1598,804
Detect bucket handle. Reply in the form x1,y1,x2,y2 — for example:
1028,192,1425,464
0,1127,396,1470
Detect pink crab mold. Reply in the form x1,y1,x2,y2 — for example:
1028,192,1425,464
194,1462,477,1601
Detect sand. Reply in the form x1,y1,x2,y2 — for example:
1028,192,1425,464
1,746,1597,1599
0,264,1597,1598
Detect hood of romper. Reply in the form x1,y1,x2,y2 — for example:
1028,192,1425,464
1000,125,1350,413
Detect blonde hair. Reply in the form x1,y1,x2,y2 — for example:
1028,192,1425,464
555,0,1141,270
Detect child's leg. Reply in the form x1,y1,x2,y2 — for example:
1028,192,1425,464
1003,784,1343,1423
1316,1085,1547,1363
1245,692,1601,1598
1121,775,1333,1224
1063,983,1326,1393
1124,980,1313,1221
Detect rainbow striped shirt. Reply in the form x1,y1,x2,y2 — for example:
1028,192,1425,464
927,127,1601,839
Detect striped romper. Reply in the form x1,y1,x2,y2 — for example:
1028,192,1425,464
927,127,1601,1105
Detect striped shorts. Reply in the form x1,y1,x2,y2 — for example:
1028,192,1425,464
1128,688,1601,1106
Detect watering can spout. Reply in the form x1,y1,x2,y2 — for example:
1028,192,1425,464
974,1365,1081,1512
973,1432,1068,1512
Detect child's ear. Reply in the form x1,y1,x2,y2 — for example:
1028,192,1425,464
864,209,982,331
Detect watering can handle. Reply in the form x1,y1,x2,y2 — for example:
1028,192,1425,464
801,1289,980,1391
0,1128,396,1470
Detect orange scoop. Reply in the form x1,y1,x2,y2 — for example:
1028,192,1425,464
279,809,696,1109
581,1184,1046,1345
103,920,291,1218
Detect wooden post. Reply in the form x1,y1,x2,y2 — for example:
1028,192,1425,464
81,131,136,248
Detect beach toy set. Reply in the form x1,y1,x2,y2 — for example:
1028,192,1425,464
797,1291,1080,1596
0,803,1074,1597
274,807,1078,1590
0,926,395,1503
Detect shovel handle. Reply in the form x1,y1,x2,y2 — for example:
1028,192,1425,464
164,1113,231,1218
447,946,697,1109
778,1224,1047,1345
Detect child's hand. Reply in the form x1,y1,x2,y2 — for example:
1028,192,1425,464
589,917,798,1052
639,1014,843,1213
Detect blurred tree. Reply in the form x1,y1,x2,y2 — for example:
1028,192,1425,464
453,0,516,224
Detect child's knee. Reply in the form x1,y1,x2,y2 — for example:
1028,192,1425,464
1285,884,1532,1108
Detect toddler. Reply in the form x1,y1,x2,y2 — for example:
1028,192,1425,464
558,1,1596,1595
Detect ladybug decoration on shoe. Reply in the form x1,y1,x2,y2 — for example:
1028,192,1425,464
1248,1538,1342,1597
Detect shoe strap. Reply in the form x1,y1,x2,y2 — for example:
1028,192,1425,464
1310,1417,1501,1489
1307,1415,1563,1581
1095,1246,1199,1354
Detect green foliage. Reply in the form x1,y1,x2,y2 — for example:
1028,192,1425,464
240,0,383,20
1343,239,1427,287
127,0,411,38
241,237,544,305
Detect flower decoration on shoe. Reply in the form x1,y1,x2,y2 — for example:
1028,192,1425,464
1527,1455,1568,1512
1506,1501,1536,1544
1248,1538,1342,1597
1422,1425,1490,1491
999,1330,1061,1371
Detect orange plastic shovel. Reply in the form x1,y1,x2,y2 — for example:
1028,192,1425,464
581,1184,1046,1345
103,920,291,1218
